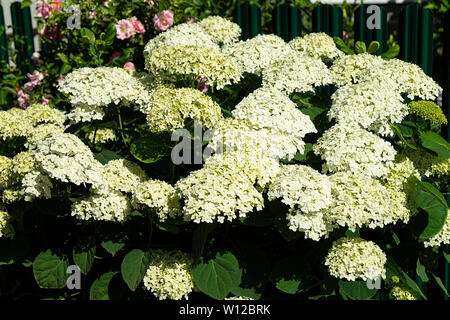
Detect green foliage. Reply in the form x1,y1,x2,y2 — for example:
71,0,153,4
418,130,450,158
32,250,69,289
120,249,151,292
90,271,118,300
338,280,378,300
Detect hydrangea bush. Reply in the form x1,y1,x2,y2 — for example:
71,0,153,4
0,16,449,301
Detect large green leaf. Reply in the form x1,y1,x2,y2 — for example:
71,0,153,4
192,223,216,262
33,250,69,289
90,272,118,300
93,149,122,165
338,280,377,300
192,252,241,300
120,249,150,291
381,44,400,59
130,134,169,164
333,37,354,55
419,130,450,159
101,241,125,257
413,180,448,240
73,241,96,275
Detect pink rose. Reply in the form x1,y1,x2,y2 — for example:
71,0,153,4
116,19,136,40
49,0,62,12
129,17,146,34
153,10,174,31
89,9,96,19
17,90,30,110
23,71,44,92
36,1,51,19
186,18,196,25
42,97,50,105
343,31,348,39
109,51,121,63
124,62,136,72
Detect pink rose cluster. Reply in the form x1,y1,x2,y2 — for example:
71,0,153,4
116,17,146,40
153,10,174,31
36,0,62,19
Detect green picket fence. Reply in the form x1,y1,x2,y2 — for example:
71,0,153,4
0,0,449,300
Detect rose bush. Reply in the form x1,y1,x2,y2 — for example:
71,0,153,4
1,10,450,301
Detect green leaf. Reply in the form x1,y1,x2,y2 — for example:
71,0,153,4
104,23,117,46
21,0,32,8
333,37,355,55
413,180,448,240
299,106,327,122
345,227,360,238
338,280,377,300
271,256,313,295
367,41,380,54
419,130,450,159
120,249,150,292
90,272,118,300
416,258,429,282
192,252,241,300
80,28,96,44
60,64,72,74
93,149,122,165
57,53,69,64
73,241,96,275
355,41,367,54
431,273,450,297
390,123,417,150
444,252,450,264
33,250,69,289
130,134,169,164
101,241,125,257
381,44,400,59
274,214,302,242
192,223,216,262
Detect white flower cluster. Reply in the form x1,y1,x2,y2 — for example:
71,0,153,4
21,170,53,202
197,16,241,45
71,188,131,222
0,205,14,238
143,249,194,300
328,80,408,136
262,50,332,94
289,32,343,61
267,164,332,213
86,128,117,144
324,237,387,281
101,159,148,193
0,104,66,140
59,67,151,122
30,132,104,188
222,34,292,75
133,179,181,221
390,285,418,300
0,156,12,190
142,85,223,132
358,58,442,100
313,123,397,177
330,53,384,86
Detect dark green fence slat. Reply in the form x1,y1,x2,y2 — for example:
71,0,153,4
399,5,434,76
0,4,8,67
11,2,34,74
354,4,387,55
237,2,261,41
313,4,343,37
273,4,302,42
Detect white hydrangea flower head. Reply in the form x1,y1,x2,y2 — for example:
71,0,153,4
143,22,219,58
390,285,418,300
403,147,450,178
24,124,65,149
358,58,442,100
133,179,181,221
289,32,343,61
142,86,223,132
10,151,36,177
175,159,265,224
197,16,241,45
267,164,332,213
328,80,409,136
20,170,53,202
324,237,387,281
58,67,151,117
0,204,14,238
262,50,332,95
423,210,450,248
0,105,66,140
0,156,12,189
330,53,384,87
143,249,194,300
287,209,335,241
86,128,117,143
222,34,292,75
313,123,397,178
101,159,148,193
66,104,105,123
327,172,411,230
209,118,309,161
31,132,104,187
146,45,242,89
2,189,22,204
71,188,131,222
